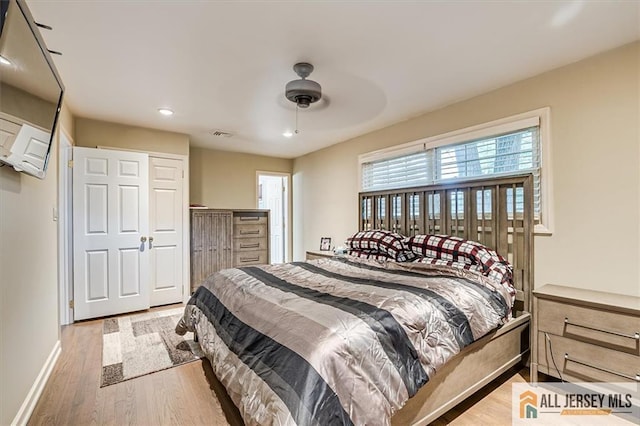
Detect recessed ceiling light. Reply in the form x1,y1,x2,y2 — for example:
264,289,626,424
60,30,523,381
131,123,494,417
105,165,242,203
283,131,293,138
0,55,11,66
157,108,174,116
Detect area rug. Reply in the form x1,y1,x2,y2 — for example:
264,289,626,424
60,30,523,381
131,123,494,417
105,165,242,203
101,307,203,387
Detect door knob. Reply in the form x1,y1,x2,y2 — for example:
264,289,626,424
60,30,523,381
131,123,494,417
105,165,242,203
148,236,154,249
140,236,147,243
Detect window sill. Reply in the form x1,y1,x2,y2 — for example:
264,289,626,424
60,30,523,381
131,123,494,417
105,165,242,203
534,223,552,236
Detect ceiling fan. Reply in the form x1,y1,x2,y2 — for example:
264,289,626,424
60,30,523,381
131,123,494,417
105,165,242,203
285,62,322,109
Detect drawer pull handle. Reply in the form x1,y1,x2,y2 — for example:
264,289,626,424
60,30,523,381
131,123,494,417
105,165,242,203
240,230,260,235
564,318,640,340
239,217,260,221
240,243,260,249
564,353,640,382
240,257,260,263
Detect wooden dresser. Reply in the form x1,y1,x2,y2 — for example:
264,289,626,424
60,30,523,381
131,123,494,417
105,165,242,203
232,211,269,268
531,284,640,383
190,209,269,292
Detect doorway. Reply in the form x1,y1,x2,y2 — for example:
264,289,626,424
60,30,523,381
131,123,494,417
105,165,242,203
257,172,289,263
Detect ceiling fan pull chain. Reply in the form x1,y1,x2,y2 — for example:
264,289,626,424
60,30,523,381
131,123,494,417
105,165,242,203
295,104,299,134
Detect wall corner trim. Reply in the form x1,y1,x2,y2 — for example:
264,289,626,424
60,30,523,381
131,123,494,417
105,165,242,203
11,340,62,426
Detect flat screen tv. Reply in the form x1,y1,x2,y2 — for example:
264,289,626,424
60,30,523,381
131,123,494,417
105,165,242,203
0,0,64,179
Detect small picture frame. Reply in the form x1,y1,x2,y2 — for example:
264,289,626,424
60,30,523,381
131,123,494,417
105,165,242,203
320,237,331,251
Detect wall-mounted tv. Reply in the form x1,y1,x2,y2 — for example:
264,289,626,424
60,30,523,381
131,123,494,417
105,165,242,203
0,0,64,179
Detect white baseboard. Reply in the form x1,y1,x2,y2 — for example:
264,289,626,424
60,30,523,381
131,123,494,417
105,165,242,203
11,340,61,426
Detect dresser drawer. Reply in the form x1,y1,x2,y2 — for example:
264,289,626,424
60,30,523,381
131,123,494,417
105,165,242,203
537,299,640,353
538,332,639,383
233,224,267,239
234,250,268,266
233,238,267,252
233,214,268,225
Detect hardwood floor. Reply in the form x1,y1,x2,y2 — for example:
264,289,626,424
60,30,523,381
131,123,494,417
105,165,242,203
29,306,528,425
431,367,529,426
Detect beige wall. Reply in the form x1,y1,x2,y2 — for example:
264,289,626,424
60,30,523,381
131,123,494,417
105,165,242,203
58,101,75,140
0,103,73,424
75,117,189,156
293,42,640,297
190,147,293,209
0,83,58,130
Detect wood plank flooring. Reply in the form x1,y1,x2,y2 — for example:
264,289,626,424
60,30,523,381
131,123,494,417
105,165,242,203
29,305,528,425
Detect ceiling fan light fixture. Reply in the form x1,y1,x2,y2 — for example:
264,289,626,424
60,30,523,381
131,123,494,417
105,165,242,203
157,108,174,116
285,62,322,108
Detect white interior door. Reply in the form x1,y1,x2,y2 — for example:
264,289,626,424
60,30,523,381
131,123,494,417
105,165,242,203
149,156,184,306
258,174,287,263
73,147,149,320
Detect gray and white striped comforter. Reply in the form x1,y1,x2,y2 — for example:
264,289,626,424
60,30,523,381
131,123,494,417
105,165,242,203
176,256,513,426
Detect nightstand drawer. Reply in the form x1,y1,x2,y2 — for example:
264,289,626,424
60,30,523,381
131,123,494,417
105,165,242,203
538,332,639,383
306,250,334,260
538,299,640,353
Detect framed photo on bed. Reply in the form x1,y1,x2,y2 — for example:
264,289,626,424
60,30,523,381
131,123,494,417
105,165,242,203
320,237,331,251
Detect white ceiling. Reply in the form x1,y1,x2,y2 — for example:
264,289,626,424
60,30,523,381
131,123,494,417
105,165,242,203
26,0,639,159
1,1,61,103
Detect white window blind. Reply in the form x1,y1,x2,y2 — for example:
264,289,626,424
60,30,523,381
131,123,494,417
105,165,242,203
437,127,541,218
361,150,433,191
436,127,538,180
361,126,542,219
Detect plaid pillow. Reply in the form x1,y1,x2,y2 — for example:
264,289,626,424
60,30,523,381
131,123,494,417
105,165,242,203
346,230,416,262
412,256,483,273
406,234,513,285
347,249,394,261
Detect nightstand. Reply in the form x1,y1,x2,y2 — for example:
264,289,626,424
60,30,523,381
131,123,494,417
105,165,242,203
305,250,335,260
531,284,639,383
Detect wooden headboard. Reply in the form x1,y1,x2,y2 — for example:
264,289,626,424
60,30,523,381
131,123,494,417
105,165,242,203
358,174,534,314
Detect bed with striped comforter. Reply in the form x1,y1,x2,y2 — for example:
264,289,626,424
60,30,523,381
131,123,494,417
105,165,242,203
176,256,514,426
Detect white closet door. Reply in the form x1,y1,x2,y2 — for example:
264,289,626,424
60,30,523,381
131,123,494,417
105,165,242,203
73,147,149,320
149,157,184,306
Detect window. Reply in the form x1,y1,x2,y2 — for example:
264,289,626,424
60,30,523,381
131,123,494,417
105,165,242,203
437,126,541,218
359,108,552,234
361,151,432,190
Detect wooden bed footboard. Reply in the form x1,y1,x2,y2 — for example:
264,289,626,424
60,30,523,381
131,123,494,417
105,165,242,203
392,313,530,426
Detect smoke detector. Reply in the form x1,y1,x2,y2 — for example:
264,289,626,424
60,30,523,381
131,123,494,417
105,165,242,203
285,63,322,108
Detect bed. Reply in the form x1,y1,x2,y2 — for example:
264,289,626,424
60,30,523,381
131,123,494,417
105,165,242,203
177,174,534,426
